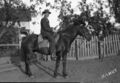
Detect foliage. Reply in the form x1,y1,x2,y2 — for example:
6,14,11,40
0,0,119,57
0,0,119,43
0,0,33,22
0,0,33,44
108,0,120,23
56,0,118,41
0,24,19,44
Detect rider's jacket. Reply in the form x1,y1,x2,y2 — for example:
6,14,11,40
41,17,53,35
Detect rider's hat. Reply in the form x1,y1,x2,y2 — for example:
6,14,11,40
42,9,51,15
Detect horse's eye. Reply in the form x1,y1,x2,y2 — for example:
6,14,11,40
89,27,92,29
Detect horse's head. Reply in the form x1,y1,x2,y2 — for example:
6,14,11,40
76,24,93,41
57,17,94,41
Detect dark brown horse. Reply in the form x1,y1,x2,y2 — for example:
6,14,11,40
21,22,92,78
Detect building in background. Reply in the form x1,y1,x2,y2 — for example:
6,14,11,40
0,6,31,30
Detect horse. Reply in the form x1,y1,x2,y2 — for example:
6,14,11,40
21,22,92,78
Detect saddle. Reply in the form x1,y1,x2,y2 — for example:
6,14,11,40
38,34,59,49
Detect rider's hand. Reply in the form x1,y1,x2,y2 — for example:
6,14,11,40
52,25,59,32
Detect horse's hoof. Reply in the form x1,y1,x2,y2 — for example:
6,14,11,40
30,75,35,79
26,75,35,80
55,76,62,79
53,75,57,78
63,75,69,79
25,72,33,77
63,73,68,78
53,73,58,78
53,74,62,79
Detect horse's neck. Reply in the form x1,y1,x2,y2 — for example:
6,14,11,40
69,29,78,45
61,26,78,45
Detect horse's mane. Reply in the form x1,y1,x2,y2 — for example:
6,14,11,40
58,15,86,33
58,21,84,34
58,23,74,34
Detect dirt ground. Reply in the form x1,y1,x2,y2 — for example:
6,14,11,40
0,55,120,83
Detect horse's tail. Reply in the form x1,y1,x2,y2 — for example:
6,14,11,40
20,45,25,62
20,40,28,62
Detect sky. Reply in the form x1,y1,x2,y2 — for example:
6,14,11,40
22,0,116,34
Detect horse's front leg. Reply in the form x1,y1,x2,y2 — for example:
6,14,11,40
62,54,68,78
25,53,33,77
54,52,61,78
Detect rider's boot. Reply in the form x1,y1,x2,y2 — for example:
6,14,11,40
50,44,56,61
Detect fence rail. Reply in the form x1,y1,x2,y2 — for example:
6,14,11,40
67,34,120,60
0,34,119,61
0,44,19,47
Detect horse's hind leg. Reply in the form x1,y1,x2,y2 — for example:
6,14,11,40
54,52,61,78
62,54,68,78
25,53,32,77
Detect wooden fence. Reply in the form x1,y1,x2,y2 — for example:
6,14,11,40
0,34,119,61
67,34,120,60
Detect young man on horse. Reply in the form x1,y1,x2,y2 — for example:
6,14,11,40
40,9,56,59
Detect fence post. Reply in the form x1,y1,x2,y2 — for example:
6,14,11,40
75,40,78,60
98,39,104,61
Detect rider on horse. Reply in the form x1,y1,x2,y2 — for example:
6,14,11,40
40,9,56,58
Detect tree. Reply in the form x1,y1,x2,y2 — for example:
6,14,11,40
0,0,33,43
108,0,120,23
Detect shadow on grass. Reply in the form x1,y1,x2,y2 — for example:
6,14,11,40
33,61,62,78
10,49,26,74
9,48,62,77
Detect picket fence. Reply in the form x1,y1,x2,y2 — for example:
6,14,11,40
67,34,120,60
